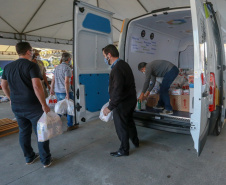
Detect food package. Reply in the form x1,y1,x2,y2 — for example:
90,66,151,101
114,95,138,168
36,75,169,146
67,99,74,116
46,95,57,110
37,111,63,142
99,102,113,122
150,81,160,94
54,99,68,115
171,88,183,95
183,89,190,95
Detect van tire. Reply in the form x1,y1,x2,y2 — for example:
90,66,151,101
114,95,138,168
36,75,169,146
214,118,222,136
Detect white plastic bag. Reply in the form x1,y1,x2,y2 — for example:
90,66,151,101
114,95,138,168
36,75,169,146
67,99,74,116
37,111,63,142
46,95,57,110
99,102,113,122
54,99,67,115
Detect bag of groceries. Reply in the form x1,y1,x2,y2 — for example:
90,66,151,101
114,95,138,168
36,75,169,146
99,102,113,122
66,99,74,116
54,99,68,115
37,111,63,142
46,95,57,110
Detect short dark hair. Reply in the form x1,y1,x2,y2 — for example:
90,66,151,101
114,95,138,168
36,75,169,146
102,44,119,57
61,52,71,62
15,42,32,55
138,62,147,71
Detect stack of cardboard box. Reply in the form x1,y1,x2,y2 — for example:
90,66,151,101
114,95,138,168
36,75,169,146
146,94,190,112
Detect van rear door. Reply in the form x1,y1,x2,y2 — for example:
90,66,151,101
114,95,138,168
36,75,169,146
190,0,210,156
73,1,113,124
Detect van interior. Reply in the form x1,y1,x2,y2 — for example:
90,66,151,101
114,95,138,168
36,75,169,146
124,8,194,134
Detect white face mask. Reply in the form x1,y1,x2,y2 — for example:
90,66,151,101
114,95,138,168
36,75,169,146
36,56,41,60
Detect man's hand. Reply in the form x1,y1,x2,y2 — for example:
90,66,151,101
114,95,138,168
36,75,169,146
138,92,144,102
65,93,69,100
103,107,111,116
42,104,50,114
50,88,55,95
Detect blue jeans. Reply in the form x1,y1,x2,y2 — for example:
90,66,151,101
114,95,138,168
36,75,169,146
55,92,74,127
12,104,51,165
157,66,179,111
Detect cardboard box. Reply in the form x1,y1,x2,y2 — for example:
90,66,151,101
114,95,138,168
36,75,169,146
180,95,190,112
170,95,190,112
170,95,181,111
146,94,159,107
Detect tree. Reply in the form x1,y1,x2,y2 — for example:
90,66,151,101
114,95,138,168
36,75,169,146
51,58,60,66
42,60,49,67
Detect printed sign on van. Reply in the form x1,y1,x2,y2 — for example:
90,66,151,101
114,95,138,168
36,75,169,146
131,36,157,54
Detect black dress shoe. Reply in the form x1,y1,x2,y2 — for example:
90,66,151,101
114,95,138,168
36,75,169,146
132,137,140,148
133,142,139,148
110,151,129,157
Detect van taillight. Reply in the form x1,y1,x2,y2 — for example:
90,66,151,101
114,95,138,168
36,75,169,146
201,73,205,85
209,72,216,112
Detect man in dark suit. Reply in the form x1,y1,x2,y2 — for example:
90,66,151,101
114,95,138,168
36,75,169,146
102,44,139,157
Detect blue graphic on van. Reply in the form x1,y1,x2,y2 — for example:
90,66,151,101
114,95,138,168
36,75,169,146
79,73,110,112
82,13,111,34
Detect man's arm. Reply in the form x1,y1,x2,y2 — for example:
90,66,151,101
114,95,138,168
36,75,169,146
65,76,70,99
1,79,10,100
50,76,55,95
32,78,50,113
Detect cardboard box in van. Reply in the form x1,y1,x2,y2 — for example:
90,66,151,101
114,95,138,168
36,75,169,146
170,95,189,112
146,94,159,107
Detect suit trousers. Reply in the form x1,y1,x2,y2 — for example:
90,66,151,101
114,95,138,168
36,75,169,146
113,96,138,154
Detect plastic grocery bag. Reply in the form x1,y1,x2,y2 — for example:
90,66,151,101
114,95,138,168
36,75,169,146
37,111,63,142
54,99,67,115
46,95,57,110
67,99,74,116
99,102,113,122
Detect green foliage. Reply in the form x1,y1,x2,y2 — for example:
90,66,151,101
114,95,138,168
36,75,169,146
42,60,49,67
51,58,60,66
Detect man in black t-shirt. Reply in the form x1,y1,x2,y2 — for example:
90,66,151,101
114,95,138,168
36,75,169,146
1,42,52,168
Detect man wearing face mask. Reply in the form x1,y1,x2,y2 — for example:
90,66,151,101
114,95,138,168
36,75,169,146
50,52,78,131
102,44,139,157
138,60,179,115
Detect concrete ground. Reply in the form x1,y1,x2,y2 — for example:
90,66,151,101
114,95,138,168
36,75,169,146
0,101,226,185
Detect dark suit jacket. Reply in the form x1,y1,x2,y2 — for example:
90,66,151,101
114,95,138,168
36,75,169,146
108,60,136,111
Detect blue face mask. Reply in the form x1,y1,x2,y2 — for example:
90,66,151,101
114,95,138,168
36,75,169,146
104,57,109,65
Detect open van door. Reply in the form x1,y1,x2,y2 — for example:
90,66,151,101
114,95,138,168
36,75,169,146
118,19,129,60
73,1,113,124
190,0,210,156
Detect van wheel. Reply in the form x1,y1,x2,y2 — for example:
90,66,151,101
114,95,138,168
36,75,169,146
214,118,222,136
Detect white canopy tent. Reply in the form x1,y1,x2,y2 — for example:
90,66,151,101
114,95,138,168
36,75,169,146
0,0,226,52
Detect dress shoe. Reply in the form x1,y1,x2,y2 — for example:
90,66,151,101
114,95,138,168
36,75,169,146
133,142,139,148
110,151,129,157
132,137,140,148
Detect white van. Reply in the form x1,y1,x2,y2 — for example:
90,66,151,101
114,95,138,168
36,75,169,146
73,0,226,155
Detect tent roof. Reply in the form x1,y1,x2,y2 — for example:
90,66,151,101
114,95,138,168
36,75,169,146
0,0,226,50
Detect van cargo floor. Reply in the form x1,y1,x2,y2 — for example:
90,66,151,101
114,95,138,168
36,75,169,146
145,107,190,118
133,107,191,134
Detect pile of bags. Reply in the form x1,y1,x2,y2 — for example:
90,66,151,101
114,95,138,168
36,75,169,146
170,69,194,95
37,111,63,142
37,95,75,142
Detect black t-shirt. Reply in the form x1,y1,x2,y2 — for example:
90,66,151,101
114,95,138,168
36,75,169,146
2,58,42,106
